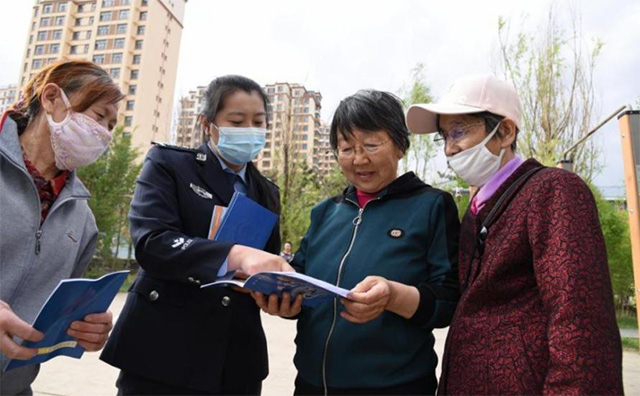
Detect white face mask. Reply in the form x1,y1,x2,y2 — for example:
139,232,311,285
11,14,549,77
46,88,113,170
446,123,505,187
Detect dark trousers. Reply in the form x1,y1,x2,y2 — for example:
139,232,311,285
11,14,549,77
116,370,262,396
293,373,437,396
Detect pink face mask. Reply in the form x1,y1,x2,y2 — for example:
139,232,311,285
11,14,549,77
46,88,113,170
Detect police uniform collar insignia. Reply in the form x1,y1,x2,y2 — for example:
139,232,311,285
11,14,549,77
196,152,207,162
190,183,213,199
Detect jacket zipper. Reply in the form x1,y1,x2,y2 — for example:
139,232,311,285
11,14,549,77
321,196,380,395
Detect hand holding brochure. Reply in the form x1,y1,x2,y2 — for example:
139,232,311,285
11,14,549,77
4,270,129,372
201,271,350,307
209,192,278,250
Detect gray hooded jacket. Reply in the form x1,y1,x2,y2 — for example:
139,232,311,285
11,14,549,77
0,114,98,395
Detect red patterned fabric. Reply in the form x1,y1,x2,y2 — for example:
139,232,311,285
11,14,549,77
22,152,68,224
439,159,623,395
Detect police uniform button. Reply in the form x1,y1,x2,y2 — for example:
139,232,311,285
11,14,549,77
195,279,201,285
188,276,195,283
221,296,231,307
149,290,159,301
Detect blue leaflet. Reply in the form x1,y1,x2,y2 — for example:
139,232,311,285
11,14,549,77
213,192,278,250
4,270,129,372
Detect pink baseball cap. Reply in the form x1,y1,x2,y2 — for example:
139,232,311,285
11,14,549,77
406,74,522,134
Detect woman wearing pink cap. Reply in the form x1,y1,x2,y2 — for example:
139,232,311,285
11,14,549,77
406,75,623,395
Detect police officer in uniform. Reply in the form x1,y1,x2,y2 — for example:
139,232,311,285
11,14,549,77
101,75,292,395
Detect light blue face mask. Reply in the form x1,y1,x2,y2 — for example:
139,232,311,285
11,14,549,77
209,125,267,165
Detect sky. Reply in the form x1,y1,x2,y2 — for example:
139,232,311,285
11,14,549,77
1,0,638,191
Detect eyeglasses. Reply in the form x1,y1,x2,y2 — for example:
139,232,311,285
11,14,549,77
335,140,389,159
433,122,485,144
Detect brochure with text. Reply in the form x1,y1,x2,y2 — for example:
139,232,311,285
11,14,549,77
4,270,130,372
201,271,350,307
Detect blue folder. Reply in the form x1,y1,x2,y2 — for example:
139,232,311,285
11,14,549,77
213,192,278,250
4,270,129,372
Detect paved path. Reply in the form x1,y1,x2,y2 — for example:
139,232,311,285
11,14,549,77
621,328,639,338
32,293,640,395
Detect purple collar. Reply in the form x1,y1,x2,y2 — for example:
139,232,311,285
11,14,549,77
470,156,524,215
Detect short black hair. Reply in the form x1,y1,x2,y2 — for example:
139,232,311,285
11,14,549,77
330,90,410,153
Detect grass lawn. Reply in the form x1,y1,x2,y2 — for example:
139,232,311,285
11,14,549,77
622,337,639,351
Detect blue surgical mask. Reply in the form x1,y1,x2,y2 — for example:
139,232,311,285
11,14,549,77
209,125,267,165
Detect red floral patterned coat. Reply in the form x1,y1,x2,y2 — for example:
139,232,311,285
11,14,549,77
438,159,623,395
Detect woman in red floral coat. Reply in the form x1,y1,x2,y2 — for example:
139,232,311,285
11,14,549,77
406,74,623,395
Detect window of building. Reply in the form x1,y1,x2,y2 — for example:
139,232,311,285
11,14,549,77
303,107,309,113
55,16,64,26
52,29,62,39
102,0,114,6
118,10,129,20
139,11,147,20
23,62,28,72
93,55,105,64
99,11,111,22
37,31,47,41
267,87,274,94
136,25,145,35
95,40,107,50
77,4,85,13
31,22,36,31
26,48,31,57
43,4,52,13
40,17,51,27
112,52,123,63
72,31,80,40
70,45,78,54
128,85,137,95
277,85,283,92
97,25,109,35
75,17,82,26
47,57,56,65
115,23,126,34
89,16,94,24
83,44,89,53
114,38,125,49
35,45,45,55
302,144,308,150
130,69,139,79
126,100,134,110
49,43,59,54
303,125,308,131
142,0,148,6
121,0,131,5
110,68,120,79
124,116,132,126
132,54,141,64
134,40,143,50
33,7,38,17
58,3,67,12
32,59,43,69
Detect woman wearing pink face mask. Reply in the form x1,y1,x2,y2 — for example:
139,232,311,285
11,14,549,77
0,60,124,395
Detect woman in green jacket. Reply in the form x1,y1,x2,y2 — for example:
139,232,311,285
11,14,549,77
254,90,460,395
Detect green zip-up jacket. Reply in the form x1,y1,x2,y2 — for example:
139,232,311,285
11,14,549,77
292,172,460,389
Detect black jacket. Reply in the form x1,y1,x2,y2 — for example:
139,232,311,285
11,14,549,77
100,143,280,392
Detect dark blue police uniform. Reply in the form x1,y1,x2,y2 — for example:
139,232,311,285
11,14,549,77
100,142,280,395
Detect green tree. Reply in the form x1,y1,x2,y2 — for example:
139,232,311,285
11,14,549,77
590,185,634,311
400,63,437,183
497,7,603,181
77,126,141,270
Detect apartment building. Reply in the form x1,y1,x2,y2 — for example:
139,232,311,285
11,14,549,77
0,85,18,115
174,85,206,148
260,82,323,174
17,0,187,159
313,123,335,175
